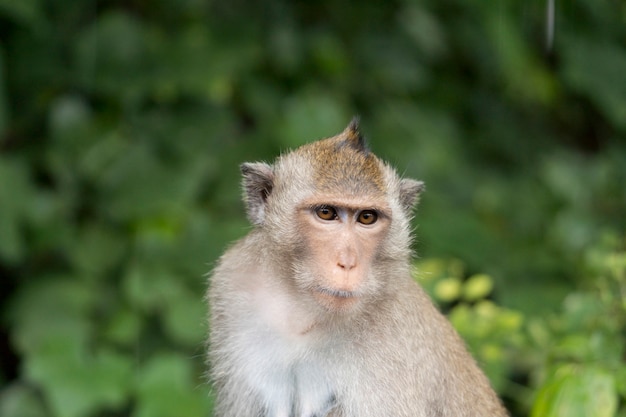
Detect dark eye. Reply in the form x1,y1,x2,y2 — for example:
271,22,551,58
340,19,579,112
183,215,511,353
316,206,337,221
357,210,378,225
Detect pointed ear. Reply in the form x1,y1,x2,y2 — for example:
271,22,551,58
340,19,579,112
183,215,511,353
399,179,425,212
240,162,274,225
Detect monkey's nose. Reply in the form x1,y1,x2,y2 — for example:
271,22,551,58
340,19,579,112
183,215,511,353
337,253,357,271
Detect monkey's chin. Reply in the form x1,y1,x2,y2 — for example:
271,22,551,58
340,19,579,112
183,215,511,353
312,286,361,312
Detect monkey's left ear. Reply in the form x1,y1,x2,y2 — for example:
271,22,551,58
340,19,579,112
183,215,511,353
241,162,275,226
399,179,425,212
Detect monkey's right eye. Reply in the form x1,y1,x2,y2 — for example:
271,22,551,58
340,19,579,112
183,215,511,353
315,206,338,221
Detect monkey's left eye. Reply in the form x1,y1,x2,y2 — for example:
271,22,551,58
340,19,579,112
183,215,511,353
316,206,338,221
357,210,378,225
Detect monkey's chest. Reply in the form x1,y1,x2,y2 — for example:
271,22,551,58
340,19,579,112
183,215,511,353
236,319,336,417
238,288,337,417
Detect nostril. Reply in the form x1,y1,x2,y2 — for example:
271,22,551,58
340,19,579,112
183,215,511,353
337,249,357,271
337,259,356,271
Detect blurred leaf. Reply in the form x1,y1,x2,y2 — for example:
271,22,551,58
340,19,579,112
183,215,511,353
74,11,149,101
9,278,95,353
89,349,134,407
268,24,303,74
48,95,93,143
310,32,349,76
562,37,626,131
68,222,127,278
527,317,550,345
0,157,35,263
541,153,590,207
531,364,618,417
0,0,43,27
162,289,206,347
486,13,555,104
413,258,447,283
399,6,448,61
0,384,47,417
561,293,604,330
434,277,462,302
357,34,428,94
122,263,184,312
552,333,593,362
95,142,203,220
25,345,132,417
133,353,212,417
616,367,626,399
102,307,143,347
171,211,221,277
462,274,494,302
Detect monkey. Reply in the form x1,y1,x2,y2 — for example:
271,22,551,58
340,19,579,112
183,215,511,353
207,119,508,417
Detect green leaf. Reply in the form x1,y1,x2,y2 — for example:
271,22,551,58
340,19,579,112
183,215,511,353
10,280,133,417
0,157,35,263
102,307,143,347
67,222,127,278
122,263,185,312
0,384,47,417
162,290,206,347
48,95,92,141
562,36,626,130
95,142,202,221
0,0,44,27
462,274,494,302
133,353,212,417
434,277,462,302
23,340,89,417
89,350,134,408
74,11,149,100
531,364,618,417
9,278,95,354
25,345,132,417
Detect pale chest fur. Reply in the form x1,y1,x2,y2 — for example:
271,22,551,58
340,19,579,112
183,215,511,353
227,271,337,417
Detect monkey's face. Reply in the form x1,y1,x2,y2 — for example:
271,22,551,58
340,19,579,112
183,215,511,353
240,120,423,313
293,194,392,312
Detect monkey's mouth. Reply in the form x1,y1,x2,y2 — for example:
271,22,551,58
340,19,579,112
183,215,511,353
313,286,361,312
314,286,359,299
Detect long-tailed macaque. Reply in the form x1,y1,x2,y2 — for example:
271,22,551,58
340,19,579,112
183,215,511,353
207,119,508,417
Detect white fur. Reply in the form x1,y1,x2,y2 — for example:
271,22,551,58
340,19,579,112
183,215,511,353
223,269,336,417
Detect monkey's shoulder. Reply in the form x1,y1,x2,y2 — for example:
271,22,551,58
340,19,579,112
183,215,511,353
210,233,263,282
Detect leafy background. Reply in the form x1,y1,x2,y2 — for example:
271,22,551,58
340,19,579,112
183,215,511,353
0,0,625,416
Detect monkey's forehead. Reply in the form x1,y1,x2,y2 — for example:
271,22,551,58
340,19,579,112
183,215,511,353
284,136,386,196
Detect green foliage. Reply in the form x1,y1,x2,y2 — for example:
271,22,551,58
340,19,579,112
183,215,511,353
528,235,626,417
418,235,626,416
1,1,625,416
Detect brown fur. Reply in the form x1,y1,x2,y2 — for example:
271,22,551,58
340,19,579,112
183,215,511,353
298,119,386,196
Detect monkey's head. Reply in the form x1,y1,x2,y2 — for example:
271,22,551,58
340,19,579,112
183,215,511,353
241,119,424,312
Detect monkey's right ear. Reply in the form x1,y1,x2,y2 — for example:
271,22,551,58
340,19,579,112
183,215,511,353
240,162,275,225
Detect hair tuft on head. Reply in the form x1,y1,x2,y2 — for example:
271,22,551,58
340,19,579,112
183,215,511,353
341,116,369,154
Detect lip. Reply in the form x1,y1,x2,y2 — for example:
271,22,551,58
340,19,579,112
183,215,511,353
314,286,360,299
